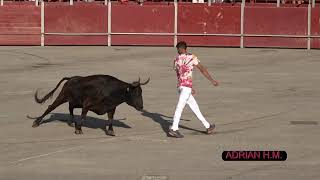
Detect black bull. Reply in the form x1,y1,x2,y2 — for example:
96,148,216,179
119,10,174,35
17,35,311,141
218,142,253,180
27,75,150,136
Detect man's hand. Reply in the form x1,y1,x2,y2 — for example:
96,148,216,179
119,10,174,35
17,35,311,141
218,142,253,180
195,63,219,87
211,80,219,86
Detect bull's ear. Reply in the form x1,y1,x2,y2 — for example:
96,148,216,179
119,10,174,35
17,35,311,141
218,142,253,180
126,87,130,92
131,81,140,87
132,77,141,87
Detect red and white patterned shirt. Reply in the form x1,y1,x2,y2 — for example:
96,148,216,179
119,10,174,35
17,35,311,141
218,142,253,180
174,53,200,88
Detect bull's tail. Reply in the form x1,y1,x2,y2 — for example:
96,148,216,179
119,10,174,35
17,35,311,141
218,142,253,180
34,77,71,104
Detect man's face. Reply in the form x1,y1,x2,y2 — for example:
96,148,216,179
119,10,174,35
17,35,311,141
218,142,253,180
177,47,186,54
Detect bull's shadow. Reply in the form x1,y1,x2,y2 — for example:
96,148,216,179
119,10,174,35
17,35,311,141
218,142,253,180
41,113,131,134
140,110,206,136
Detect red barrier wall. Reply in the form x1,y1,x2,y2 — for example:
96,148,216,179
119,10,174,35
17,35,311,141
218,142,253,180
178,4,241,47
45,3,108,45
0,5,40,45
111,4,174,46
0,3,319,49
244,6,308,48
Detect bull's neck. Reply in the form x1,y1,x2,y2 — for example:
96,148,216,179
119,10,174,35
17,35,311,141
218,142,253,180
116,86,130,105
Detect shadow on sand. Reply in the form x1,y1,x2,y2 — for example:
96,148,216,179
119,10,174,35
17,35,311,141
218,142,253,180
39,110,256,137
140,110,206,136
140,110,258,136
41,113,131,134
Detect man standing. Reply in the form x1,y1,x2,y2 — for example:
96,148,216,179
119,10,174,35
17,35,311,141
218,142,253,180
169,41,219,138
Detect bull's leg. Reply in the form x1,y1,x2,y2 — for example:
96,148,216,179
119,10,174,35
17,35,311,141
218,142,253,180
32,95,67,128
106,108,116,136
68,103,75,127
75,108,88,135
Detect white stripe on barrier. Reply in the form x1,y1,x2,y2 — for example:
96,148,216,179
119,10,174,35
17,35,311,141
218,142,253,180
312,0,315,8
240,0,245,48
108,0,111,46
174,0,178,47
41,1,45,47
308,3,311,50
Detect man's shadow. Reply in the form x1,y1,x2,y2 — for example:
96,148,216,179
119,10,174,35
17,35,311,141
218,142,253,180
140,110,206,136
41,113,131,134
140,110,257,136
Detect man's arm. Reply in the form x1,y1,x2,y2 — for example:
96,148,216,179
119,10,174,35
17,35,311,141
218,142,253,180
195,63,219,86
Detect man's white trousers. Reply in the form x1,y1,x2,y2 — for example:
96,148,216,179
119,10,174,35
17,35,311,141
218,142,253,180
171,86,210,131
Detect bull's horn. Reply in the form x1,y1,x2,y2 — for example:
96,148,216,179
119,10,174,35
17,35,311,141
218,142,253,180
140,77,150,85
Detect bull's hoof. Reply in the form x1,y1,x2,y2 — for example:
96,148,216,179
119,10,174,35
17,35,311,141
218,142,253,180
75,129,83,135
106,130,115,136
32,121,40,128
67,122,74,127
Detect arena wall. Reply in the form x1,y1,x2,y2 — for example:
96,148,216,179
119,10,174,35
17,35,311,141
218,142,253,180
0,2,319,49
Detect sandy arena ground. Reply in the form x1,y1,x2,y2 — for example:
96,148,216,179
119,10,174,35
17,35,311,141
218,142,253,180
0,46,319,180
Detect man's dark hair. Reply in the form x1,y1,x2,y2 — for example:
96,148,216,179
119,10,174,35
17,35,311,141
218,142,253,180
176,41,187,49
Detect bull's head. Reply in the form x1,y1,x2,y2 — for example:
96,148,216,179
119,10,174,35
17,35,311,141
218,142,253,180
126,77,150,111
